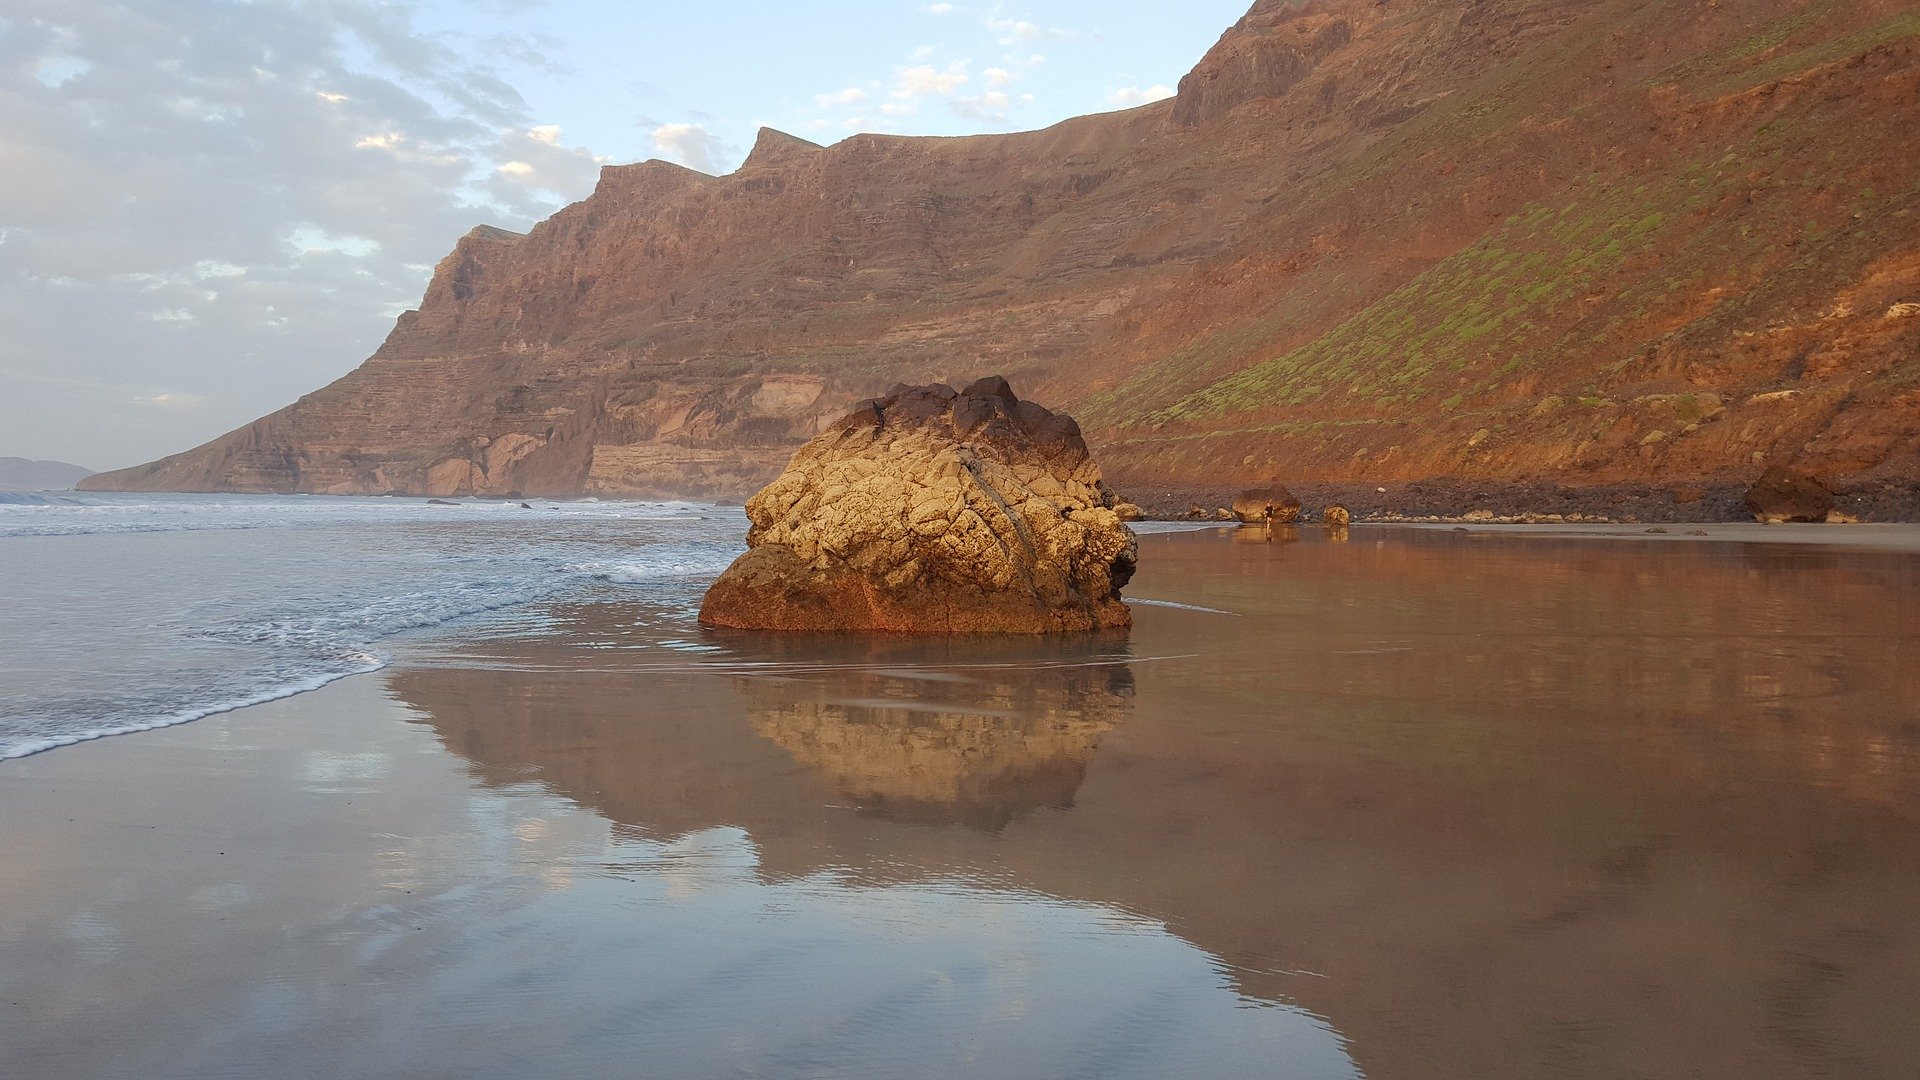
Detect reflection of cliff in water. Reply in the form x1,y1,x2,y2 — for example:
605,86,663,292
391,630,1138,845
729,635,1133,830
392,528,1920,1080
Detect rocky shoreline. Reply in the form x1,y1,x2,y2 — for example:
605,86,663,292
1122,477,1920,526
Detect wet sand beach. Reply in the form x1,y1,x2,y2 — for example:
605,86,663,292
1425,520,1920,552
5,526,1920,1078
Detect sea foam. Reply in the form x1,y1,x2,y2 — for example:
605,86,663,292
0,494,745,760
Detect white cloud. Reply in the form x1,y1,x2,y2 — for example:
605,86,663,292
985,15,1070,46
925,2,955,13
491,125,604,189
894,60,970,99
815,86,869,108
802,43,1037,131
0,0,608,467
131,392,205,408
286,227,381,258
651,122,723,173
953,90,1014,123
1108,84,1176,107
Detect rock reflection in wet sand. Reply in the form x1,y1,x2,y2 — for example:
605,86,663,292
389,630,1365,1078
395,527,1920,1079
19,529,1919,1076
733,635,1134,829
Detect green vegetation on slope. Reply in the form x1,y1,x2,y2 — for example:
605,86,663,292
1701,10,1920,98
1149,181,1683,421
1134,90,1904,430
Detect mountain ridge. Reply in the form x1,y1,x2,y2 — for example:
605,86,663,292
82,0,1920,504
0,457,93,492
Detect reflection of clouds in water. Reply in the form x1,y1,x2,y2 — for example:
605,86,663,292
449,818,1364,1080
61,910,122,964
385,760,1353,1076
372,847,424,894
447,790,618,895
650,826,761,900
512,817,582,891
188,882,251,912
301,750,392,787
380,635,1358,1072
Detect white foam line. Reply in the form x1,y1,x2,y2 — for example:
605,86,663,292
1331,645,1416,656
0,658,387,763
1128,522,1234,535
402,654,1201,677
1127,597,1241,615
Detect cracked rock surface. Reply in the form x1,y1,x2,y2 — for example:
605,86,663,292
699,377,1137,633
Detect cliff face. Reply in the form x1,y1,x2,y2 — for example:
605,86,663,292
84,0,1920,497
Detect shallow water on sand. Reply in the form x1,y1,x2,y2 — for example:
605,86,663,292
0,494,744,759
4,525,1920,1078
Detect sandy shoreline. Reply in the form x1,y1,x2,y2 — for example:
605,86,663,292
1399,520,1920,552
1149,517,1920,553
1126,476,1920,525
5,528,1919,1078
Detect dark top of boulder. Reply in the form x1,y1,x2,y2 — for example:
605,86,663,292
831,376,1089,471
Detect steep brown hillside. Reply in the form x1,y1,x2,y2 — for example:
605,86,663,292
84,0,1920,502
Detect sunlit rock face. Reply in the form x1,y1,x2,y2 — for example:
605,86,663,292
78,1,1920,502
699,378,1137,634
1171,0,1353,127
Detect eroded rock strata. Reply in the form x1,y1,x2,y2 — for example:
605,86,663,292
698,378,1136,633
82,1,1920,506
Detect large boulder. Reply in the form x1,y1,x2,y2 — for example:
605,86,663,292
1232,484,1302,524
1743,467,1835,523
699,377,1137,633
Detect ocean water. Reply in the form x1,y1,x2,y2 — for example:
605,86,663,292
6,520,1920,1077
0,494,745,760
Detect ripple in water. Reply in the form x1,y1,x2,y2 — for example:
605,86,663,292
0,494,745,759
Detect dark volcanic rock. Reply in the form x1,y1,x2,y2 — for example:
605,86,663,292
1232,485,1302,524
1744,468,1836,523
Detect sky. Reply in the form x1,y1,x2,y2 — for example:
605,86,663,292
0,0,1248,470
